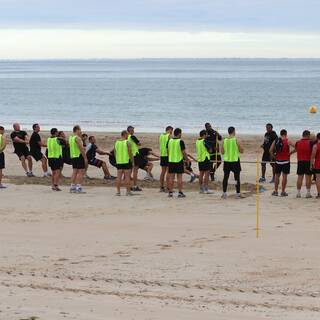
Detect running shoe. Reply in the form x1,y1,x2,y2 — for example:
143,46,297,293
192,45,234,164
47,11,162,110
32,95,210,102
115,192,121,196
159,187,166,193
236,193,245,199
70,187,76,193
280,192,288,197
168,192,173,198
204,188,213,194
126,191,134,196
178,192,186,198
104,175,116,180
306,192,313,199
296,193,301,198
52,186,62,191
271,191,278,196
0,184,7,189
259,177,266,183
131,186,142,192
76,188,86,194
221,193,227,199
26,172,34,177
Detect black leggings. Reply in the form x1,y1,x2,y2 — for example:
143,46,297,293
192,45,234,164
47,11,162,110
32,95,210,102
223,170,241,193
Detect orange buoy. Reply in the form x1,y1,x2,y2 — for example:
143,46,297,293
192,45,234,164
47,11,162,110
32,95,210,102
309,105,317,114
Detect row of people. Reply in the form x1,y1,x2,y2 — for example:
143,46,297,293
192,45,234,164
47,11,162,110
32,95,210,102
0,123,320,198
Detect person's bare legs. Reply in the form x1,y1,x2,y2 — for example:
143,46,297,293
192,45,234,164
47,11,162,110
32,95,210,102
199,171,204,189
281,173,288,193
41,156,48,173
27,155,33,173
71,169,77,185
124,169,132,193
76,169,84,185
102,161,111,177
20,156,28,173
160,166,167,188
177,173,183,193
116,170,123,193
133,166,139,186
271,163,276,180
296,175,303,195
274,173,280,193
204,171,209,189
167,173,174,193
261,163,266,179
316,174,320,195
306,174,312,192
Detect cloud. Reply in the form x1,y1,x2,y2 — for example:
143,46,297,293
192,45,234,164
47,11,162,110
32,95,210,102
0,29,319,59
0,0,319,32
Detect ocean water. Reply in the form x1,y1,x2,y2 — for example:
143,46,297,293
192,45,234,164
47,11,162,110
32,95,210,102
0,59,319,135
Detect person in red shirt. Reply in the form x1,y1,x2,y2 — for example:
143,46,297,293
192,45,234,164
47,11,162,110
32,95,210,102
295,130,313,198
310,132,320,198
269,129,295,197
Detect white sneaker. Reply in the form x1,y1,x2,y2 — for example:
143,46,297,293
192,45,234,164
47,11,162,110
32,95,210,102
221,193,227,199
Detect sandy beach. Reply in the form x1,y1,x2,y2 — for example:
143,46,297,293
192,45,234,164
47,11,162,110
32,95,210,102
1,132,320,319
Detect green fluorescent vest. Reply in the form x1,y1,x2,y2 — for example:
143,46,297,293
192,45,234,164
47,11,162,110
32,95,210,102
0,134,3,150
159,133,169,157
115,140,130,164
223,137,239,162
168,138,183,163
47,137,62,159
196,138,210,162
128,135,139,156
69,135,81,159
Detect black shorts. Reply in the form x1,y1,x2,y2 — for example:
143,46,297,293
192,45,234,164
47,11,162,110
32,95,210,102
0,152,4,169
275,162,290,174
168,161,184,174
223,161,241,173
210,154,222,162
262,151,272,162
71,155,85,170
89,158,103,168
15,148,30,159
313,169,320,174
297,161,312,175
198,159,211,172
160,156,169,167
133,154,144,167
31,150,44,162
48,157,63,171
117,162,133,170
139,158,148,170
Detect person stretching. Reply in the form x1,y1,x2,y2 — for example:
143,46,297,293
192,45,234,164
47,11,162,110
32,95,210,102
69,125,88,194
221,126,244,199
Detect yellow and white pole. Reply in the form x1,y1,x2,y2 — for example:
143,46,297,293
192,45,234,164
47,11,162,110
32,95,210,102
256,157,260,238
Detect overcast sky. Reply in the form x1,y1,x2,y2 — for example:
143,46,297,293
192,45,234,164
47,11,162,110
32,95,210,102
1,0,320,58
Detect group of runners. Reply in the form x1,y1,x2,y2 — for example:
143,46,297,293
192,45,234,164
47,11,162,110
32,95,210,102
0,122,319,198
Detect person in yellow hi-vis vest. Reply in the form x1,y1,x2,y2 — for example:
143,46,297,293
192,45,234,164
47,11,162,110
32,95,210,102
114,130,134,196
127,125,142,192
69,125,88,194
159,125,173,192
0,126,7,189
196,130,213,194
221,126,244,199
167,128,189,198
47,128,64,191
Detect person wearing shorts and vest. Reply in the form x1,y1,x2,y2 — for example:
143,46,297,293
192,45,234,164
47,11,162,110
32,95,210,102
69,125,88,194
205,122,222,181
295,130,313,198
114,130,133,196
10,123,33,177
311,132,320,198
221,126,244,199
159,126,173,192
167,128,189,198
86,135,115,180
47,128,63,191
196,130,213,194
30,123,50,177
270,129,295,197
0,126,7,189
127,125,142,192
